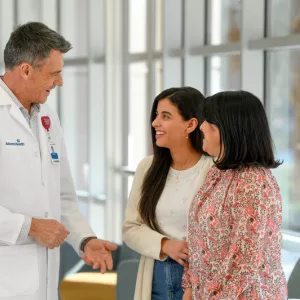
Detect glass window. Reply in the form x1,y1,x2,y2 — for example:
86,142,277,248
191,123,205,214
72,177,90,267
89,0,105,57
128,62,148,169
207,0,241,45
206,55,241,95
89,63,106,198
60,66,89,191
164,0,182,49
0,0,14,62
266,49,300,232
46,89,58,113
40,0,57,30
89,202,105,238
17,0,40,23
60,0,88,58
267,0,300,37
164,58,182,89
129,0,147,53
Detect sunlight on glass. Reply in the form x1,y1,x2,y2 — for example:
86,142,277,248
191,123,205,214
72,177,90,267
208,0,241,45
128,63,148,168
266,50,300,231
207,55,241,95
60,66,88,190
129,0,147,53
268,0,300,36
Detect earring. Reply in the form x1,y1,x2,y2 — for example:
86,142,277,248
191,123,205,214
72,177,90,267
186,134,189,139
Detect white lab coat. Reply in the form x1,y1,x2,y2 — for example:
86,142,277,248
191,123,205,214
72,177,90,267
0,85,95,300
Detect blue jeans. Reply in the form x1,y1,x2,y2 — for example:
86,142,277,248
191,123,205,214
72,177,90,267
151,257,184,300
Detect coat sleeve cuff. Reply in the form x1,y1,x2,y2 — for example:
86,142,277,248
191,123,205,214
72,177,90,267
79,236,97,255
16,216,32,243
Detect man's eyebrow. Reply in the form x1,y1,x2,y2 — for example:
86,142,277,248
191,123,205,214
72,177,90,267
50,70,62,75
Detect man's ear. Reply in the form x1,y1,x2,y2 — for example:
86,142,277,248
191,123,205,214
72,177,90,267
19,63,33,79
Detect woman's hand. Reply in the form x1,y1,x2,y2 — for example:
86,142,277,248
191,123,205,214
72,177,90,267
182,288,192,300
161,238,189,269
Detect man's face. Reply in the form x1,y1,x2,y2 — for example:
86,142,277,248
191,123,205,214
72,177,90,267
26,49,64,104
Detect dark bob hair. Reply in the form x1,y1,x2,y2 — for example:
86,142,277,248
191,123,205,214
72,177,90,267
201,90,282,170
139,87,207,233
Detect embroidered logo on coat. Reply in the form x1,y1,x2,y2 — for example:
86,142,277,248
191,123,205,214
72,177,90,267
5,139,25,146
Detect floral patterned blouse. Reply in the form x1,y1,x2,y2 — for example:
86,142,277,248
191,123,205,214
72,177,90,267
182,165,287,299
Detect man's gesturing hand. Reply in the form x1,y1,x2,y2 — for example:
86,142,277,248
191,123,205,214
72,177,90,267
81,239,118,273
29,218,70,249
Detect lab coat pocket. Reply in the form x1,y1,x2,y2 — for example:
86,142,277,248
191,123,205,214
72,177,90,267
0,244,39,297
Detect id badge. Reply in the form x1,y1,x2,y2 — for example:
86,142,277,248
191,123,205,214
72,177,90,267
47,140,60,165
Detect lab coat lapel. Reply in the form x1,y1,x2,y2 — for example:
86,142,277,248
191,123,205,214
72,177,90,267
0,85,36,140
9,105,36,139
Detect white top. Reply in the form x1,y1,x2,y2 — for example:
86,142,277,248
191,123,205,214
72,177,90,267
156,155,213,241
123,154,214,300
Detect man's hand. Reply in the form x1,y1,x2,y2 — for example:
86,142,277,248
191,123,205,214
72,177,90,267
29,218,70,249
161,238,189,269
81,239,118,273
183,288,192,300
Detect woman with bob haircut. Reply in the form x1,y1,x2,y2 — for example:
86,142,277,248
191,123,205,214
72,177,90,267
123,87,213,300
182,90,287,300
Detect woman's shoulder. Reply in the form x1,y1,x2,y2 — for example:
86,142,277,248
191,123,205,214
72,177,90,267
237,166,271,178
136,155,153,173
197,155,215,177
201,155,215,167
236,166,278,189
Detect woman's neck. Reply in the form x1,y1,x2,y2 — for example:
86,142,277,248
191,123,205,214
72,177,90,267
170,147,202,170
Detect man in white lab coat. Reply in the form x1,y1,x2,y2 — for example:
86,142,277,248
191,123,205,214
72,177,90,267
0,22,117,300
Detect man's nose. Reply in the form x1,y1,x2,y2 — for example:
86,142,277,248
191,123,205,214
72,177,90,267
55,73,63,87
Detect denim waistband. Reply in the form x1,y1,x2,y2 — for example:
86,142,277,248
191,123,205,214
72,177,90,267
156,257,180,264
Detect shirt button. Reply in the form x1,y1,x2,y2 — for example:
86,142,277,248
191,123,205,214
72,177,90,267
41,181,45,186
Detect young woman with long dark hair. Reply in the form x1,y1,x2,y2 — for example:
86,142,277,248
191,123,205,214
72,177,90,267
123,87,213,300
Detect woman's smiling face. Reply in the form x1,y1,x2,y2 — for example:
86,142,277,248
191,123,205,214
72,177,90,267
152,98,191,149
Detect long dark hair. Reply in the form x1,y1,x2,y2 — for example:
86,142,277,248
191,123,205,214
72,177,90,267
201,90,282,170
138,87,206,233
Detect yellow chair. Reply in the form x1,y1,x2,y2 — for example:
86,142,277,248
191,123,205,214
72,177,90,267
60,272,117,300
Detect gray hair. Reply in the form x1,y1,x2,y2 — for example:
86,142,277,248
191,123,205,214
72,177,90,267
4,22,72,70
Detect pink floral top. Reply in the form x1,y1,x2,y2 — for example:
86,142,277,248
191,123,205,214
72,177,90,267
182,166,287,299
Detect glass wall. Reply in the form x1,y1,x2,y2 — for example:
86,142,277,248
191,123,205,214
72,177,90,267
207,0,241,45
116,2,300,269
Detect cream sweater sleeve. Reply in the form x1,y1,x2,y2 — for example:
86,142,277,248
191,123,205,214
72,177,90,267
122,155,168,260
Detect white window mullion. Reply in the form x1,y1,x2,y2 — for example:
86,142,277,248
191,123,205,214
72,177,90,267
249,35,300,51
105,0,126,242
